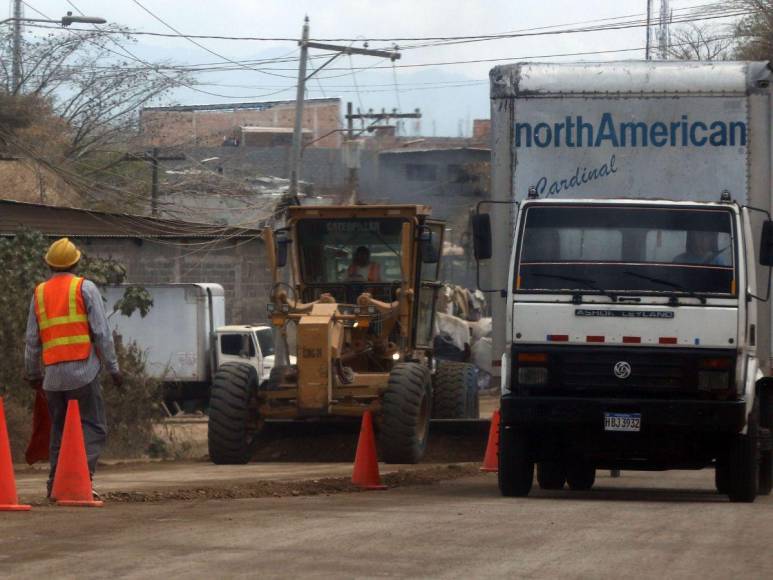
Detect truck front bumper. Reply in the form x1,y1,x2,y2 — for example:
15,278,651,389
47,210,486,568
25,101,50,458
501,396,746,433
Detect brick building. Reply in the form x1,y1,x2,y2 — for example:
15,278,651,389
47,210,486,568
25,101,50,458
140,98,342,149
0,200,270,323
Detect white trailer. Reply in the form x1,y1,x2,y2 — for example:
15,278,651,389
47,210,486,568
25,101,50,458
104,283,277,407
476,61,773,501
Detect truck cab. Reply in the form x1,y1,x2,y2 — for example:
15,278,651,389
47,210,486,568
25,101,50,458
475,194,773,502
214,325,277,386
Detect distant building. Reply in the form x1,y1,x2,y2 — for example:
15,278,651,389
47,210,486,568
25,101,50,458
0,200,270,323
140,98,342,149
358,146,491,288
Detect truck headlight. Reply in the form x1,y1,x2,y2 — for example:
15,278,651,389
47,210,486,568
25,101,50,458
698,371,730,391
517,367,548,386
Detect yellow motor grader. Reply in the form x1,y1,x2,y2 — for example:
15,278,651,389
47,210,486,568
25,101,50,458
207,204,480,464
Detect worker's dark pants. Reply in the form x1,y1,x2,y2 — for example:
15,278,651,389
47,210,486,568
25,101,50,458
46,377,108,491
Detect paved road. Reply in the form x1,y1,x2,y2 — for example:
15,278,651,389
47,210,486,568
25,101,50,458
3,469,771,579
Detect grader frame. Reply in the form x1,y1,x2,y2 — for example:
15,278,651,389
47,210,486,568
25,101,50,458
207,205,480,465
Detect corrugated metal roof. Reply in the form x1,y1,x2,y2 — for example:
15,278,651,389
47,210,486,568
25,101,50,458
142,97,340,113
379,146,491,155
0,199,263,239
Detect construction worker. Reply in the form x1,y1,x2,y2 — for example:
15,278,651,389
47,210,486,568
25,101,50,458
346,246,382,282
24,237,122,500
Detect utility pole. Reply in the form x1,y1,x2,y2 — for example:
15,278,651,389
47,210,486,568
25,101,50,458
12,0,22,93
288,16,310,202
286,17,400,202
346,101,356,200
645,0,652,60
123,149,186,216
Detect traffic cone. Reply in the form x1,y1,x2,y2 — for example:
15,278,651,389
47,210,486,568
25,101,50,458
351,411,387,490
51,400,103,507
0,397,32,511
480,409,500,472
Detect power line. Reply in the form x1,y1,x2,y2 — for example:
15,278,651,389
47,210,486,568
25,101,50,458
15,2,747,48
128,0,294,79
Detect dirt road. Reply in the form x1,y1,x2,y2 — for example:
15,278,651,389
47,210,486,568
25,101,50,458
4,469,771,579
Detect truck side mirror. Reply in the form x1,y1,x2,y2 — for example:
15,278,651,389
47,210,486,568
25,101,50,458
419,226,438,264
472,214,492,260
275,230,290,268
760,221,773,267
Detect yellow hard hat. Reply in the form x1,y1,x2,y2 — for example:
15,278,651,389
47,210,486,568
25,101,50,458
45,237,82,270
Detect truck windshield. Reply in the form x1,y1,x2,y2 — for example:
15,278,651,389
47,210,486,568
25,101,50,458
515,205,736,296
296,218,405,285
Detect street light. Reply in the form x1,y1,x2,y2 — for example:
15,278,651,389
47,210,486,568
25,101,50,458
0,11,106,27
1,11,107,92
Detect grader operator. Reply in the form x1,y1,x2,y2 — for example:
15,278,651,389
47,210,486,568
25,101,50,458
207,205,479,464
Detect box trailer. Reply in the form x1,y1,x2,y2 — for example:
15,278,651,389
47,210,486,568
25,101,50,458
476,61,773,501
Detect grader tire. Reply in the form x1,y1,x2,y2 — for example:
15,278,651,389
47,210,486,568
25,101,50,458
380,363,432,464
208,362,260,465
432,361,479,419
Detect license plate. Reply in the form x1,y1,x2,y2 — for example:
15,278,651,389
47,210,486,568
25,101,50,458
604,412,641,432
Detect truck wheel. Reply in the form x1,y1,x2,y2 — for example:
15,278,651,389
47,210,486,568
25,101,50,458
432,361,478,419
537,461,566,490
566,460,596,491
498,426,533,497
208,362,261,465
727,402,759,503
715,458,730,495
760,386,773,496
379,363,432,464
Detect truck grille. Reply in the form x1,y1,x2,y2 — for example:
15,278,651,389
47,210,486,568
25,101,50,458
559,351,684,390
515,346,735,399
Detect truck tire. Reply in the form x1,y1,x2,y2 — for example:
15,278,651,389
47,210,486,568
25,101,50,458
715,459,730,495
379,363,432,464
566,460,596,491
758,387,772,496
208,363,260,465
432,361,478,419
727,402,759,503
537,461,566,490
498,425,534,497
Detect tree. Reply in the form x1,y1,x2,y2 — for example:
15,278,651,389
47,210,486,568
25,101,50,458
667,24,734,61
734,0,773,60
0,26,192,162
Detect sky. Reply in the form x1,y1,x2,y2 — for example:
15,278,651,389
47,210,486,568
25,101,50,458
15,0,741,136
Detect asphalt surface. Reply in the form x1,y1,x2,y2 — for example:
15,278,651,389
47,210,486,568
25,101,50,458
3,469,771,579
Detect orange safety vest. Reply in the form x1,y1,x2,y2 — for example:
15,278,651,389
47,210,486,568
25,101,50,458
347,262,381,282
34,275,92,366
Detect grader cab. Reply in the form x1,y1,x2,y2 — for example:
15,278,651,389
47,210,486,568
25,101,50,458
208,205,480,465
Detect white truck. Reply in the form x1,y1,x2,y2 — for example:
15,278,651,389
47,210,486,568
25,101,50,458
104,283,277,409
474,61,773,502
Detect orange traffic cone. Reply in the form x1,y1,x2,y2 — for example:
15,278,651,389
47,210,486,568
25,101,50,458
480,409,500,472
51,400,103,507
352,411,387,490
0,397,32,511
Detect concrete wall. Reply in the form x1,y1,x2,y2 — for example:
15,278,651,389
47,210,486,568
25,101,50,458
74,236,270,324
141,100,342,149
170,146,354,191
357,148,490,289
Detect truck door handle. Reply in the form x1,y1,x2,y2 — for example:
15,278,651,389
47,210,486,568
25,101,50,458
617,297,641,303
